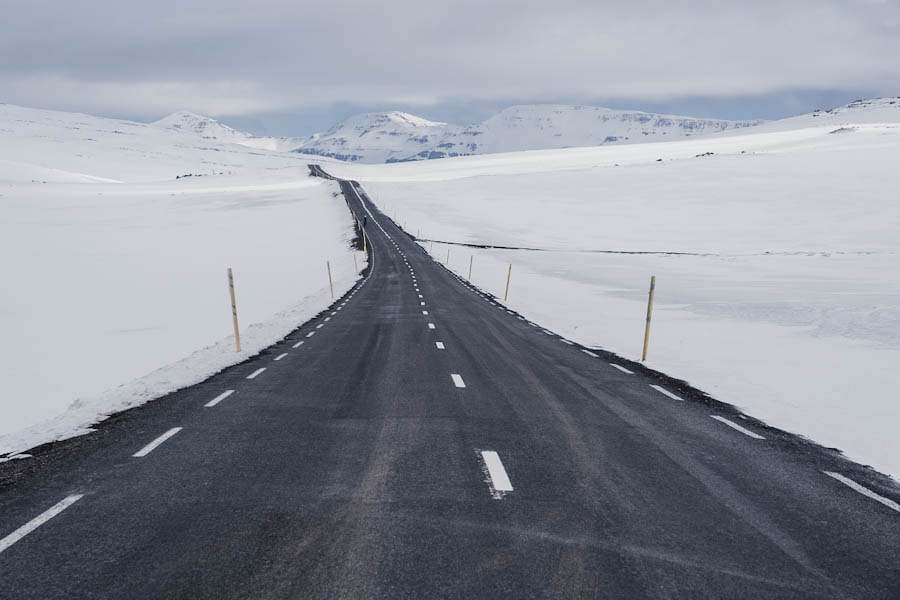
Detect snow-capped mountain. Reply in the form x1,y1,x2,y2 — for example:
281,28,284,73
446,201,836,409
291,111,448,163
404,105,763,160
290,105,764,163
153,110,304,152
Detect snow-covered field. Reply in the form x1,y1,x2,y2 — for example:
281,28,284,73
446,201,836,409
0,105,362,457
329,101,900,479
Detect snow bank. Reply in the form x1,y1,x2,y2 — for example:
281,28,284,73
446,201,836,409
333,121,900,480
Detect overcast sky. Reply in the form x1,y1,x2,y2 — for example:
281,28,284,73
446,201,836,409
2,0,898,135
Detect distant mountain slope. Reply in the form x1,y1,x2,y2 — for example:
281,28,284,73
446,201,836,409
291,111,448,163
407,105,763,160
745,97,900,133
0,103,309,182
153,111,304,152
290,105,764,163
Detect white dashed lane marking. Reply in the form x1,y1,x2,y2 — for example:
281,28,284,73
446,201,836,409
247,367,266,379
823,471,900,513
610,363,633,374
274,353,288,361
650,384,683,401
205,390,234,407
293,341,304,348
581,349,599,358
306,331,316,338
0,495,84,555
133,427,183,457
481,450,514,498
710,415,765,439
428,323,436,329
436,341,445,349
451,374,466,388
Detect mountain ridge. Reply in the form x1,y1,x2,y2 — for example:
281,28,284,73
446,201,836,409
150,97,900,163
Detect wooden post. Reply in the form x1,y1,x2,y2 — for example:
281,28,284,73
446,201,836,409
327,261,334,298
504,264,512,301
227,268,241,352
642,275,656,361
429,241,433,254
446,247,450,265
363,228,367,255
468,255,473,281
354,254,359,275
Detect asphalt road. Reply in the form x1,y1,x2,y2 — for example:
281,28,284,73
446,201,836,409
0,167,898,599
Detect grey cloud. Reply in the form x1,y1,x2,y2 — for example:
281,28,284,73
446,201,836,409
0,0,897,121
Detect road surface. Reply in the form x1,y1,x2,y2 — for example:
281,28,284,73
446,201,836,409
1,167,898,598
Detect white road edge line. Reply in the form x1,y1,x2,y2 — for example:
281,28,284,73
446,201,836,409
247,367,266,379
710,415,765,439
205,390,234,408
560,339,574,345
436,341,445,349
610,363,634,374
133,427,183,457
481,450,513,498
650,384,683,401
451,374,466,388
0,494,85,555
824,471,900,513
274,353,288,361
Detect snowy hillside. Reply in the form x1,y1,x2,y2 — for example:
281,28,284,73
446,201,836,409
153,110,305,152
748,97,900,133
0,103,314,182
291,105,762,163
411,105,763,159
0,103,364,458
292,111,449,163
327,111,900,479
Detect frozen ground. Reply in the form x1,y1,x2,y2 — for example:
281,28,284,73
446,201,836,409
0,106,362,457
329,115,900,479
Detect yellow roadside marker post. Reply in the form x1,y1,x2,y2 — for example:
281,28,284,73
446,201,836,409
327,261,334,298
642,275,656,361
227,268,241,352
504,264,512,301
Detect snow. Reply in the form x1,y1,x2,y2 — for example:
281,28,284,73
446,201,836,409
291,104,762,164
152,110,305,153
327,101,900,480
0,103,313,182
0,105,364,457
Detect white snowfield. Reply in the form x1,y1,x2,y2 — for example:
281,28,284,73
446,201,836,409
0,104,363,457
328,98,900,480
